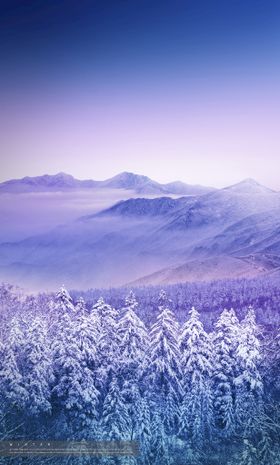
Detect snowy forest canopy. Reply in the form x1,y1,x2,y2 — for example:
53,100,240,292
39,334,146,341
0,277,280,465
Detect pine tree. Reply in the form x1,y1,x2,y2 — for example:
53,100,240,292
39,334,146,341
179,307,213,445
118,291,149,367
118,291,149,408
89,297,102,333
234,306,263,434
55,286,75,313
150,410,171,465
0,284,20,340
213,308,239,436
75,296,87,314
258,430,275,465
0,318,28,414
137,396,152,465
21,317,53,415
146,291,182,435
238,439,258,465
0,341,27,411
101,377,131,440
91,297,119,391
52,312,99,435
0,341,28,443
9,317,24,352
74,310,99,370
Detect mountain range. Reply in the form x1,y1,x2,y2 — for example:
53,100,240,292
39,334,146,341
0,171,215,196
0,173,279,290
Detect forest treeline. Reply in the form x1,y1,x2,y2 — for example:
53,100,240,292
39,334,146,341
0,282,280,464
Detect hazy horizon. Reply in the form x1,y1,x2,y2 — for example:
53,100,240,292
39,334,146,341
0,168,279,191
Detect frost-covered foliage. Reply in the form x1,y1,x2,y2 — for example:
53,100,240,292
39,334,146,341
0,281,280,464
180,307,213,446
72,276,280,328
213,308,239,436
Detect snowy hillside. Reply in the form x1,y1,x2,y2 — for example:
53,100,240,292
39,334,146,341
95,196,190,218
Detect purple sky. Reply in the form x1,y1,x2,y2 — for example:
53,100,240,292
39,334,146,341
2,71,280,189
1,1,280,189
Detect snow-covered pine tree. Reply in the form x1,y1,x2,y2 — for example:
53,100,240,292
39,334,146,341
0,284,21,340
21,316,53,416
0,338,27,414
269,325,280,395
213,308,239,436
179,307,213,446
236,439,258,465
9,317,24,352
146,290,182,435
137,395,152,465
184,444,203,465
234,306,263,435
150,410,171,465
258,429,275,465
118,292,149,410
90,297,102,332
52,311,99,436
118,291,149,368
75,296,87,314
3,318,27,410
91,297,119,393
74,309,99,371
55,286,75,313
101,377,131,440
0,340,28,443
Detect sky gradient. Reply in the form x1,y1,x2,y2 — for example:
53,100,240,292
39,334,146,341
1,0,280,188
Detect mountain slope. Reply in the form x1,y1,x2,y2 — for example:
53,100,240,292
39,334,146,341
163,179,280,231
0,178,279,290
129,254,279,286
94,196,190,218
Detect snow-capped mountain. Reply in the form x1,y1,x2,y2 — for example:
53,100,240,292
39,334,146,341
223,178,276,195
98,172,165,193
0,176,279,290
162,180,216,195
0,172,99,192
163,179,280,232
0,171,214,196
101,172,215,195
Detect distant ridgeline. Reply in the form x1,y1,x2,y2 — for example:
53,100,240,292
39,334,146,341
0,280,280,464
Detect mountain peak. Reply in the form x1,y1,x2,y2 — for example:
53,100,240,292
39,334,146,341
240,178,263,186
114,171,146,179
19,172,76,184
224,178,275,194
101,171,164,193
104,171,152,185
26,172,78,187
53,172,75,179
